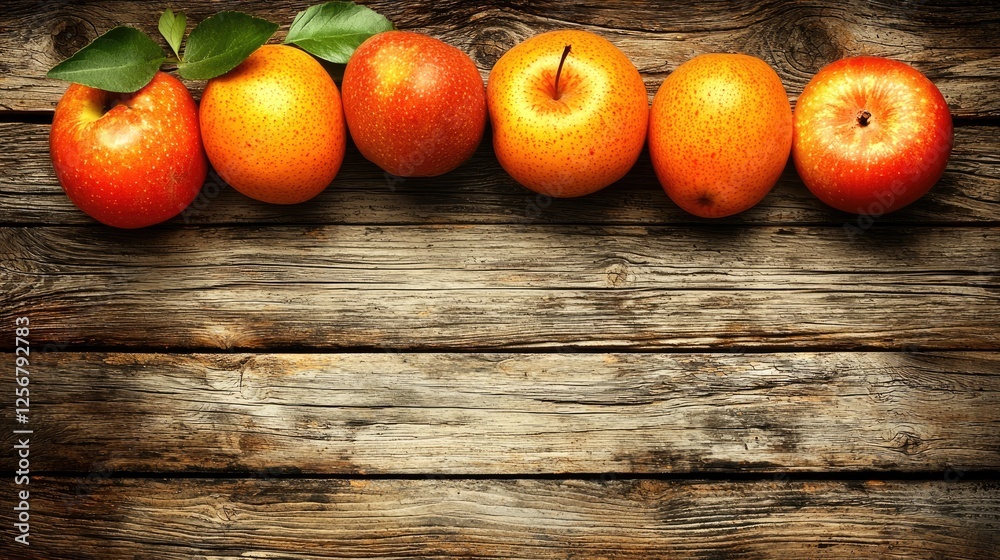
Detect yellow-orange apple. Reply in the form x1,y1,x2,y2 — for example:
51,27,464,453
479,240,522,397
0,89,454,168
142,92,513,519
792,56,953,214
487,30,648,198
49,72,206,228
648,53,792,218
199,45,346,204
342,31,486,177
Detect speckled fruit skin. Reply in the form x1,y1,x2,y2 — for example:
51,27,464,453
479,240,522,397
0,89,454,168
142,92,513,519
199,45,346,204
49,72,207,228
792,56,953,215
649,54,792,218
487,30,649,198
342,31,487,177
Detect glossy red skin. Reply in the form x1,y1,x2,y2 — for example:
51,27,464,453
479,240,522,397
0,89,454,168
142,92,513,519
342,31,487,177
792,56,953,214
50,72,207,228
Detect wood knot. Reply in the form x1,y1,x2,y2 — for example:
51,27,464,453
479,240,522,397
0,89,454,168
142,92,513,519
52,17,95,60
605,262,632,288
741,12,846,85
889,430,924,455
787,18,844,70
470,24,524,68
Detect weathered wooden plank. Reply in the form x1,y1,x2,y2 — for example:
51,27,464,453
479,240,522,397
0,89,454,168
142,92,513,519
2,225,998,351
2,477,997,558
1,1,998,117
2,123,997,226
1,352,997,474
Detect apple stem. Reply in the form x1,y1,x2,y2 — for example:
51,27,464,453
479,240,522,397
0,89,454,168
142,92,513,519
103,93,132,115
857,110,872,127
554,44,571,100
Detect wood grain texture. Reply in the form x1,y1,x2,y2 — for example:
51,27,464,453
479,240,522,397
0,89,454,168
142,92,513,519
2,225,997,351
2,123,998,226
2,477,997,558
1,1,998,117
1,1,997,557
1,352,997,474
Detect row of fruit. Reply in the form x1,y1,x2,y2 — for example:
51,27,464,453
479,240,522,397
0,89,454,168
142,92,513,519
47,3,953,228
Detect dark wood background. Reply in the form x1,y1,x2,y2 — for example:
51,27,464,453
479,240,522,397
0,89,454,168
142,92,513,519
1,0,998,557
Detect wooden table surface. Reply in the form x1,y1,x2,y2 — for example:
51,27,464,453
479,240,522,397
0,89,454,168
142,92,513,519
2,1,999,558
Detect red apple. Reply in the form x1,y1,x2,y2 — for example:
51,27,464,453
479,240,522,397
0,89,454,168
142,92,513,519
342,31,486,177
50,71,207,228
792,56,953,215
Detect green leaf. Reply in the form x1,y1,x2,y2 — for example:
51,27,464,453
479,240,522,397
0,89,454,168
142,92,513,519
46,26,166,93
158,8,187,60
178,11,277,80
284,1,393,63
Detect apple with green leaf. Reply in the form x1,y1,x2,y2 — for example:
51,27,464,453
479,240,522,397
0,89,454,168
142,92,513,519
50,71,207,228
47,9,277,227
198,1,392,203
